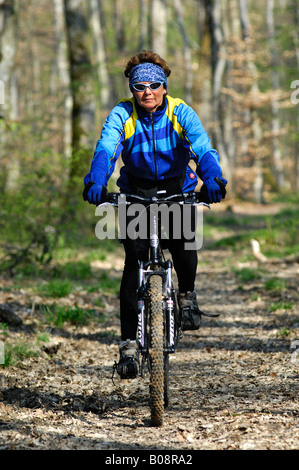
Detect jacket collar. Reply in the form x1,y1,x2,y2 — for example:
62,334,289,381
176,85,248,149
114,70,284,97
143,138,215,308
134,96,167,122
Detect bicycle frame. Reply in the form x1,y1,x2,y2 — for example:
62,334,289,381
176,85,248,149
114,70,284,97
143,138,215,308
102,191,210,368
101,190,210,425
99,186,224,426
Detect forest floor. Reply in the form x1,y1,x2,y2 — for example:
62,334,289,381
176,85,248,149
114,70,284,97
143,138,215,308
0,201,298,453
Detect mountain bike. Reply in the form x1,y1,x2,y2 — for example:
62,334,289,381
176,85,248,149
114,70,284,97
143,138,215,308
104,181,224,426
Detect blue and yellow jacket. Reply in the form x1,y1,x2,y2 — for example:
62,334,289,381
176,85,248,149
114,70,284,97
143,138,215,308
84,95,223,192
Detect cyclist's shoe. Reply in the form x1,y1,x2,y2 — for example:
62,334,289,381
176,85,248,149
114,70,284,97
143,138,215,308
116,339,139,379
177,291,201,331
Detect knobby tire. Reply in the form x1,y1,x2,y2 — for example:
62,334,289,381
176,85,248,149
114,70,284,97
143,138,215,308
148,274,164,427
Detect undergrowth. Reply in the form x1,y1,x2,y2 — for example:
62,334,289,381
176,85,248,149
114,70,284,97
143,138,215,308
0,193,298,368
203,194,299,257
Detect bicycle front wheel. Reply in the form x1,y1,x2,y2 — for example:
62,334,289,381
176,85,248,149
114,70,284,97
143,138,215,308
148,274,164,427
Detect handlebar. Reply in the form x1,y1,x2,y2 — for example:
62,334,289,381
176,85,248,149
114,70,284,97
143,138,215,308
101,191,210,207
100,177,226,207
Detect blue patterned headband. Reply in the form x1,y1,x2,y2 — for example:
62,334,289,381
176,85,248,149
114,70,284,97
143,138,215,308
129,62,168,89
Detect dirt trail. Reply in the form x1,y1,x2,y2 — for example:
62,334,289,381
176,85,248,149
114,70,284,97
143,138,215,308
0,209,298,451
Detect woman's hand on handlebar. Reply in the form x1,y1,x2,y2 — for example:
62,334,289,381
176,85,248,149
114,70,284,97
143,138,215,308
198,177,227,203
82,182,105,205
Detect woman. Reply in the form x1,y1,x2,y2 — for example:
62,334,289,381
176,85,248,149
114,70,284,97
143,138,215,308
83,50,227,379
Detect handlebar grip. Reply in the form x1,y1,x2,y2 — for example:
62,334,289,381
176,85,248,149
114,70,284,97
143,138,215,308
196,185,211,204
196,177,227,203
100,186,109,203
214,177,227,199
82,180,95,201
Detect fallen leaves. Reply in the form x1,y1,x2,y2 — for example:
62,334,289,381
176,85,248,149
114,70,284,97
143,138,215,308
0,247,298,450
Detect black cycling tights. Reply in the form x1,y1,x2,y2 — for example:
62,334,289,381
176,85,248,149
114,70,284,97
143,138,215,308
119,207,198,340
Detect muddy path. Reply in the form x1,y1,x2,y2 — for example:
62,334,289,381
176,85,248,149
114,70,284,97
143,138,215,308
0,211,298,452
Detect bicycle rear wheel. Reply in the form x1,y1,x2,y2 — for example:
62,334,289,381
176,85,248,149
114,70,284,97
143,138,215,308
148,274,164,427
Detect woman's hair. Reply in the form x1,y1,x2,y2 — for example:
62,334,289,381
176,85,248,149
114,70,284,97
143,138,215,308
124,50,171,78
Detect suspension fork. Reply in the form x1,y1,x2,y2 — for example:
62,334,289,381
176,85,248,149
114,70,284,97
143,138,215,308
137,208,160,360
137,209,176,363
137,262,176,350
137,261,146,351
165,259,176,351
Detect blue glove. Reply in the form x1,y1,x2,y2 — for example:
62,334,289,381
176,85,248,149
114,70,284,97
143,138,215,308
82,181,103,205
205,176,227,203
197,151,227,203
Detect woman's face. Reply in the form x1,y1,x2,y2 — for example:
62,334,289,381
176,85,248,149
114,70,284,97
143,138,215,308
133,82,167,113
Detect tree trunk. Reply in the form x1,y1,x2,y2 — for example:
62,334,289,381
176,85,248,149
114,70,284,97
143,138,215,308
53,0,73,159
293,0,299,190
114,0,124,53
236,0,265,202
0,0,16,119
150,0,167,57
238,0,249,39
89,0,111,111
195,0,211,124
173,0,192,104
0,0,18,191
64,0,95,183
205,0,231,180
267,0,284,190
139,0,148,50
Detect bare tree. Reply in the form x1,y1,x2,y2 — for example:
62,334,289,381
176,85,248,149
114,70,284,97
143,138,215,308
139,0,148,50
89,0,111,110
239,0,265,202
150,0,167,56
53,0,73,159
114,0,125,53
238,0,249,39
205,0,231,180
0,0,18,191
0,0,17,120
63,0,96,193
293,0,299,190
267,0,284,190
173,0,193,103
64,0,95,148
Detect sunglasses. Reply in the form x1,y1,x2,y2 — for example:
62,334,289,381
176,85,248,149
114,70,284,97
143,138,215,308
131,81,164,92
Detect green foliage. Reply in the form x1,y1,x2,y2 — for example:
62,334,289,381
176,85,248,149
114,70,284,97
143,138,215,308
278,327,291,338
36,332,51,343
233,267,261,282
264,277,287,292
204,195,299,257
0,120,102,277
269,301,293,312
43,304,95,328
0,134,70,274
0,322,9,335
1,340,39,368
61,261,92,280
40,279,72,298
97,271,121,295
